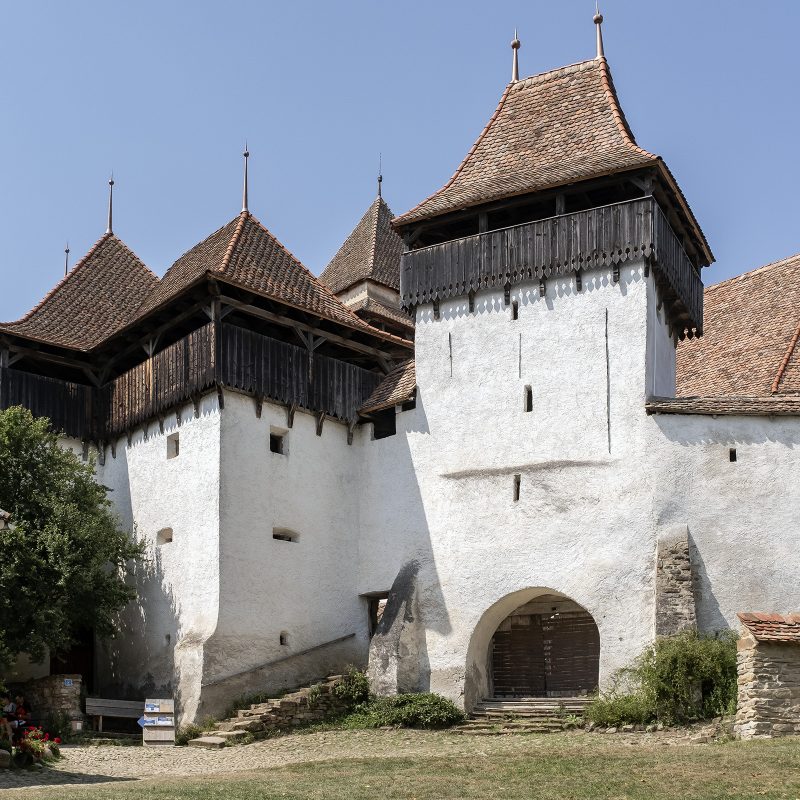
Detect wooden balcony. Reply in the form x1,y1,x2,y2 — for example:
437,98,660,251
0,323,382,442
400,197,703,336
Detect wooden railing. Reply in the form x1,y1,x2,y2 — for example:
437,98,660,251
0,323,382,441
400,197,703,334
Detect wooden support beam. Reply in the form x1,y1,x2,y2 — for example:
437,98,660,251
254,395,264,419
216,384,225,410
538,279,546,297
347,419,358,446
315,412,325,436
575,270,582,292
286,402,297,428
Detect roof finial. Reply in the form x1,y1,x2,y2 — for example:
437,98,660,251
377,152,382,198
64,242,70,276
106,173,114,234
242,143,249,214
594,4,605,59
511,29,521,82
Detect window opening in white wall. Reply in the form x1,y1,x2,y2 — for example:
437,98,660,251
269,432,285,454
729,448,737,463
280,631,289,646
272,528,299,543
156,527,173,545
512,300,519,320
524,386,533,412
166,433,179,459
513,474,521,502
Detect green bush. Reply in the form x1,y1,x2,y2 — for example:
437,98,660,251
586,629,738,726
343,693,465,729
332,666,370,708
174,723,204,746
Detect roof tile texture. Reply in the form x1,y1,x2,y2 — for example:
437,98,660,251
359,359,415,414
738,612,800,643
646,396,800,417
394,59,656,226
676,253,800,397
0,233,159,351
321,196,404,294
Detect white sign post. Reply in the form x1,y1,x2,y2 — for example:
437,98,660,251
140,698,176,746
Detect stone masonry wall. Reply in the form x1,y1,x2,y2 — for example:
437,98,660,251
655,527,697,637
736,637,800,739
8,674,84,725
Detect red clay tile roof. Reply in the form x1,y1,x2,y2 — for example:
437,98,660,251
136,211,410,347
393,58,710,262
677,253,800,398
738,613,800,643
349,297,414,331
359,359,415,414
646,396,800,417
0,233,159,351
320,196,404,294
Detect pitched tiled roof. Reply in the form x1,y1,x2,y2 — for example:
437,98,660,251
349,297,414,331
359,360,415,414
136,211,408,345
646,396,800,417
738,612,800,643
677,253,800,397
320,196,404,294
0,233,159,351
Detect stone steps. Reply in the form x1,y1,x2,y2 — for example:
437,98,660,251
458,696,590,735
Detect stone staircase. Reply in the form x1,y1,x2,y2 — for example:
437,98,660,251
189,674,347,749
454,697,591,736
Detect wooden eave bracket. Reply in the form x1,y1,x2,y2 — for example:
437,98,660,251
346,419,358,446
286,402,297,428
315,411,325,436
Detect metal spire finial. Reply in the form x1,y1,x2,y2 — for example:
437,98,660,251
106,174,114,234
242,143,249,214
511,29,521,82
594,5,605,59
64,242,70,276
377,152,382,198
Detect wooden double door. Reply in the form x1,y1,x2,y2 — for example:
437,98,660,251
491,610,599,697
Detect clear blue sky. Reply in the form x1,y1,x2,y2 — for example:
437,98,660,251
1,1,798,322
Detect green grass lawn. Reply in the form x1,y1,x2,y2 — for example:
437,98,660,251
29,736,800,800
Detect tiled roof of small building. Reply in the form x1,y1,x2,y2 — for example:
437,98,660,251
349,297,414,331
359,359,415,414
646,396,800,417
137,211,407,345
320,196,404,294
0,233,159,351
393,58,710,261
738,612,800,643
677,253,800,397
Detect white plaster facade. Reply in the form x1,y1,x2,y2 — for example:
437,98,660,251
84,258,800,720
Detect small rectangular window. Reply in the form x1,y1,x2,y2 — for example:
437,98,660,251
513,474,521,502
524,386,533,412
729,448,737,463
272,529,298,543
372,408,396,440
167,433,179,459
270,433,284,454
511,300,519,320
156,527,173,546
280,631,289,646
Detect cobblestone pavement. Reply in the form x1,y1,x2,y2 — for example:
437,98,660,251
0,727,712,792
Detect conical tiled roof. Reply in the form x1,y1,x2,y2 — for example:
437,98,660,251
320,196,404,294
0,233,159,351
137,211,403,340
394,58,711,264
677,253,800,397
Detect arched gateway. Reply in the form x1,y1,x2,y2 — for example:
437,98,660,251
465,590,600,708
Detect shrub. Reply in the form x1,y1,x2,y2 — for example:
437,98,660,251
586,629,738,726
174,723,204,746
332,666,370,709
343,693,465,729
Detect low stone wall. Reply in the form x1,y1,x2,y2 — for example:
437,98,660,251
736,638,800,739
655,527,696,637
7,674,84,726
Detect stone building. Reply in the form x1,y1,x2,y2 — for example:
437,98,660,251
1,15,799,722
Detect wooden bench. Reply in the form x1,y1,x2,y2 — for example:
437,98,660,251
85,698,143,732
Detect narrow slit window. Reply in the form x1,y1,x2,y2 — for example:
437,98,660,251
729,448,737,463
167,433,179,459
513,474,521,502
279,631,289,646
272,529,299,543
524,386,533,412
511,300,519,320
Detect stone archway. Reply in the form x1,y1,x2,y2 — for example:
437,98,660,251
465,589,600,710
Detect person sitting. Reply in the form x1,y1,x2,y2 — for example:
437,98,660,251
0,694,15,744
11,695,32,741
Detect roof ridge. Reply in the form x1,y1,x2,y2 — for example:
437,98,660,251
705,252,800,293
368,196,384,272
5,232,115,325
513,57,600,89
220,211,249,274
772,321,800,394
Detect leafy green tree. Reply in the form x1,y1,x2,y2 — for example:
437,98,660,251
0,406,142,669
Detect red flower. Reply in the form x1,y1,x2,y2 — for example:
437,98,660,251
44,733,50,740
54,737,62,744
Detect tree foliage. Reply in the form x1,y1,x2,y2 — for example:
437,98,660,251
0,406,142,669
